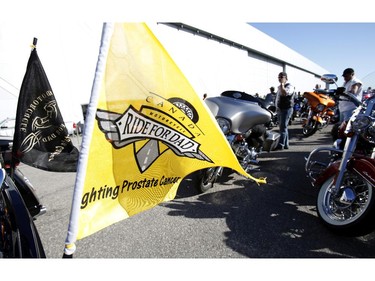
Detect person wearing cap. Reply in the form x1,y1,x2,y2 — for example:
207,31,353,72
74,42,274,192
265,86,276,104
339,68,363,122
275,72,295,150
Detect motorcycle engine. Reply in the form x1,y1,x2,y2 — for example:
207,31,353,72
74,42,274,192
232,141,257,160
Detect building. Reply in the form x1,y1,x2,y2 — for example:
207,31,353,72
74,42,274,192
0,22,329,122
152,22,328,98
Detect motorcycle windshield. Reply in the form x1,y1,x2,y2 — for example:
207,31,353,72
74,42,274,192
205,96,271,134
345,93,375,135
364,92,375,112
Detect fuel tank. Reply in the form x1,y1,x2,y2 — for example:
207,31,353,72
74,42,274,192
205,96,271,134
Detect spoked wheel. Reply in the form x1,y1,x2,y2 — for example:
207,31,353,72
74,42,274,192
302,119,319,137
198,167,220,193
317,172,375,236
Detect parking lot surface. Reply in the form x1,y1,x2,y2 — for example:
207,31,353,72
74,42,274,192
22,122,375,259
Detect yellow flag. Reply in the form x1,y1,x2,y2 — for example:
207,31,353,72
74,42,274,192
68,23,265,241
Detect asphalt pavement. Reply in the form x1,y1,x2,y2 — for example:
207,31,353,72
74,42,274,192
23,121,375,259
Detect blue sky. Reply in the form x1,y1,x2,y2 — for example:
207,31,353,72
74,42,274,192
249,23,375,87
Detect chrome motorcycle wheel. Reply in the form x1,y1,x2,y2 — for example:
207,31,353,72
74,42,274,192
198,167,219,193
317,172,375,235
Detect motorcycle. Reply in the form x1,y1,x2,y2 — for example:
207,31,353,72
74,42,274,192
305,74,375,235
197,90,280,193
0,136,46,258
257,94,278,128
291,95,305,121
302,83,338,137
298,96,309,122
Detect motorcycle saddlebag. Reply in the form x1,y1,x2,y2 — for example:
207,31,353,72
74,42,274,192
263,131,280,152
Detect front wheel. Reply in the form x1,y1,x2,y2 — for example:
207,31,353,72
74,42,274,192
302,118,319,137
317,172,375,236
198,167,219,193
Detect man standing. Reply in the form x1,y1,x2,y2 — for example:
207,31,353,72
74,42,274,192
275,72,295,150
339,68,363,122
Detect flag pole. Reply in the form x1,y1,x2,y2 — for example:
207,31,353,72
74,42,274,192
62,22,114,258
10,37,38,180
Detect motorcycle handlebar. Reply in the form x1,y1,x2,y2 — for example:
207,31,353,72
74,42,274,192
335,89,362,107
312,86,361,107
314,89,332,95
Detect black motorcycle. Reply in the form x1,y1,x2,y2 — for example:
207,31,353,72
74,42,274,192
0,136,46,258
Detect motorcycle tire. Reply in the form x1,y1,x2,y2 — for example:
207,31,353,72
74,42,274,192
317,173,375,236
198,167,218,193
302,119,319,137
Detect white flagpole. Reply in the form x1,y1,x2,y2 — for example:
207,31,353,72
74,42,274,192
63,22,114,257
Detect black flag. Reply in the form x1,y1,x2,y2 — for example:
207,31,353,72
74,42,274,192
12,40,79,172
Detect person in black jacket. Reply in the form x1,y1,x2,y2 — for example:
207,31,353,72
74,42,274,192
275,72,295,150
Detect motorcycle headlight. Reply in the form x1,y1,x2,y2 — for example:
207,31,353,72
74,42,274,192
316,104,326,111
351,115,371,131
216,117,231,134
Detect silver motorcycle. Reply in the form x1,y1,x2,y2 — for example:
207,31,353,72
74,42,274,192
198,90,280,193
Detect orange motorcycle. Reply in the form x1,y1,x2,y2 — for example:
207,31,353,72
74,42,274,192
302,88,337,137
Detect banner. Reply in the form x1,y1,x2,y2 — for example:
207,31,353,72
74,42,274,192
64,23,265,254
12,42,79,172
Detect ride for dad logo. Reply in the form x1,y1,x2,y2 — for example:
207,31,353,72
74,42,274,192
80,93,213,209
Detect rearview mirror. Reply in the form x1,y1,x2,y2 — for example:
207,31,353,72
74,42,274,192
320,74,338,84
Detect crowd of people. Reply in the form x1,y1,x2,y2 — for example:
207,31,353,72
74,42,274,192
268,68,363,151
202,68,364,152
265,68,364,150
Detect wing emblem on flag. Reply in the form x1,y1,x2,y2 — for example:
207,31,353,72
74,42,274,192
96,104,213,173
